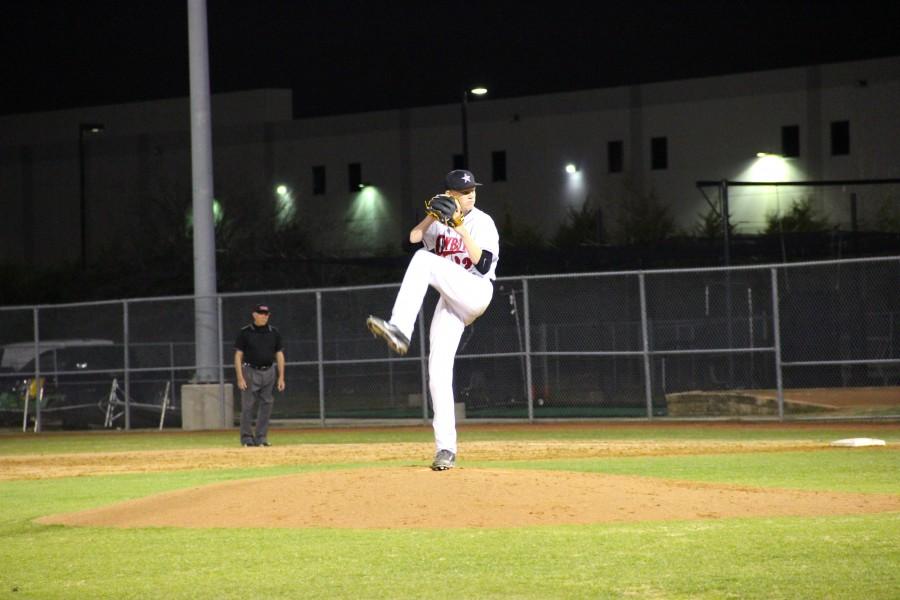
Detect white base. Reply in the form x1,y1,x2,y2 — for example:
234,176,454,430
830,437,886,447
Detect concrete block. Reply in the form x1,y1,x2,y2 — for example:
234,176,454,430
181,384,234,430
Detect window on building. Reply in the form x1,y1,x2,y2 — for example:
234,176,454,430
491,150,507,182
781,125,800,157
651,136,668,170
348,162,362,192
312,165,326,195
452,154,465,170
831,121,850,156
607,140,624,173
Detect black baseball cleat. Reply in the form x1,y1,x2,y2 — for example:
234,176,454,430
366,316,410,356
431,449,456,471
258,441,271,447
241,440,257,447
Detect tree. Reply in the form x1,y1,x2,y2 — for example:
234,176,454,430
551,200,604,249
500,209,545,250
694,201,736,240
764,197,830,234
873,198,900,233
615,189,675,245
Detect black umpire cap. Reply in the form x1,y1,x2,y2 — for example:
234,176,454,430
253,304,271,314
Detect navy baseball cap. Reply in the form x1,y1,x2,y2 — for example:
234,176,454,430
253,304,270,314
445,169,483,191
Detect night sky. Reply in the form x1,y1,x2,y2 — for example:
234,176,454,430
3,0,900,119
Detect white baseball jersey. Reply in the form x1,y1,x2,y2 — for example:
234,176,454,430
421,206,500,280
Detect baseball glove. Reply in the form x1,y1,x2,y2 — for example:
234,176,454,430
425,194,462,227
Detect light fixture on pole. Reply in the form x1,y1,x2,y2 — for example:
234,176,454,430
78,122,105,268
460,86,488,170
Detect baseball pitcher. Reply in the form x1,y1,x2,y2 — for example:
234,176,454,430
367,169,499,470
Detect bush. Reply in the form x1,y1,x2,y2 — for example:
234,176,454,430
500,211,546,250
552,200,604,249
873,198,900,232
694,203,737,239
615,190,675,245
764,197,830,233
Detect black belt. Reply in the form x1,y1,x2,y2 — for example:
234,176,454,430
243,363,273,371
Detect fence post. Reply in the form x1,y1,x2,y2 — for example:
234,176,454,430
169,343,176,411
523,279,534,422
720,180,731,266
33,307,41,433
123,300,131,430
770,268,785,419
217,295,226,428
639,273,654,419
316,291,325,425
418,310,428,424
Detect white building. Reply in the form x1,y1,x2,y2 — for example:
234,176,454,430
1,55,898,267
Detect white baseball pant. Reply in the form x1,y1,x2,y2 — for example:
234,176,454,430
390,249,493,453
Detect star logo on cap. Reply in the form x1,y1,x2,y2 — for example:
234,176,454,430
462,173,473,183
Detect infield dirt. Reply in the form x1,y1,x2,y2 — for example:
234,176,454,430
15,423,899,529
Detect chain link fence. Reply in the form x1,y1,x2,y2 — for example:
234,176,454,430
2,256,898,430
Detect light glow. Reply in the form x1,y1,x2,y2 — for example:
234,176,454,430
729,153,806,233
563,164,584,203
344,186,392,252
274,185,295,226
349,185,384,219
470,87,488,96
742,154,795,182
80,123,104,134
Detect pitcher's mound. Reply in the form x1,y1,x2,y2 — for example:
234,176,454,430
37,468,900,529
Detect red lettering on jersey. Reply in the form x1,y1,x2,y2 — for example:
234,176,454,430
435,234,464,256
435,233,473,270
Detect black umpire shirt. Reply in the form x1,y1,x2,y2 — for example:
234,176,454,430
234,324,283,368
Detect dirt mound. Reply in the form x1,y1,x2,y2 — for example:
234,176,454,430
37,467,900,529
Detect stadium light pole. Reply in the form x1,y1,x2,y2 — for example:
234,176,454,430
78,123,104,268
187,0,219,387
461,87,487,170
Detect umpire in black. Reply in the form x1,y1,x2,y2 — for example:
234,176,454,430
233,303,285,447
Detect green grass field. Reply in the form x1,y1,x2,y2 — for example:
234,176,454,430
1,423,899,599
